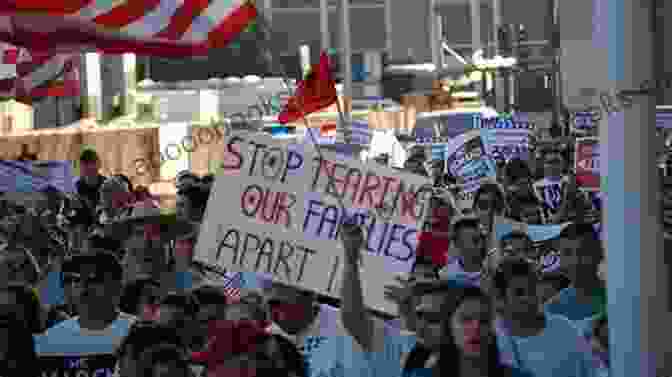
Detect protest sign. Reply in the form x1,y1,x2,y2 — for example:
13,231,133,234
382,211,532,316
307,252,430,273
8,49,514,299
532,177,566,213
39,354,118,377
194,132,433,313
445,129,497,194
0,160,75,193
570,108,600,134
575,137,600,191
478,117,535,161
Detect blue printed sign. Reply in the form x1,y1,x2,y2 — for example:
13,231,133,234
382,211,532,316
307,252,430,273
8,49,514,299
0,160,75,193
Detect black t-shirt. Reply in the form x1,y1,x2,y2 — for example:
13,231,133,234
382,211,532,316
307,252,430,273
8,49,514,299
74,175,106,225
76,175,106,203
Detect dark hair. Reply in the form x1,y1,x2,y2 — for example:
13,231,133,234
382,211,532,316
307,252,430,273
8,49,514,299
0,317,39,377
79,149,99,162
112,174,133,192
225,301,267,322
178,185,210,212
0,284,42,334
492,258,538,298
201,174,215,185
403,280,474,373
411,280,466,298
558,223,598,241
410,256,440,279
451,217,481,240
159,292,200,317
473,183,505,214
117,322,186,360
500,231,531,245
70,251,124,282
538,272,571,292
270,334,308,377
139,343,189,377
505,158,532,182
191,285,229,308
120,278,161,315
435,286,504,377
557,223,602,258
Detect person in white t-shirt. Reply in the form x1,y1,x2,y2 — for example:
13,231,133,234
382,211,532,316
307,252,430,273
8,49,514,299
438,217,487,287
492,258,596,377
338,221,416,377
263,280,348,377
33,252,136,374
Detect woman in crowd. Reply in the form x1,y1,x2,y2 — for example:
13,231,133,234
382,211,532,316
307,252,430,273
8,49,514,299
116,322,187,377
120,278,162,320
139,343,191,377
407,284,532,377
191,319,307,377
472,183,507,237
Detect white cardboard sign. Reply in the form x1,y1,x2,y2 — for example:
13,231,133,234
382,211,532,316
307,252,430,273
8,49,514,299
195,132,433,313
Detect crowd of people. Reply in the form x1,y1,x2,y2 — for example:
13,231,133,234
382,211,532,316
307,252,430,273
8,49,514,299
0,137,610,377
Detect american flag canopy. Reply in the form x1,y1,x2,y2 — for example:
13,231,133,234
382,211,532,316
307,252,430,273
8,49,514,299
0,43,80,100
0,0,258,57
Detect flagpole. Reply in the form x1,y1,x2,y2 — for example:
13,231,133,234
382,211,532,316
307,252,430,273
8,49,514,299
338,0,352,145
254,8,349,214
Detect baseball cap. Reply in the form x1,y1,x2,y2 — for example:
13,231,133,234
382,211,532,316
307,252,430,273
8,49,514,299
79,149,99,162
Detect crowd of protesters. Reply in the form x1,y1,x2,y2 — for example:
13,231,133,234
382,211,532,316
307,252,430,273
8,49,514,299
0,137,611,377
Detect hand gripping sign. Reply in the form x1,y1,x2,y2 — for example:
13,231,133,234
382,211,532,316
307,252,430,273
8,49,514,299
194,132,433,314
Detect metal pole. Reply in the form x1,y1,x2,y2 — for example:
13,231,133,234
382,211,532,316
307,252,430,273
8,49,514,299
320,0,330,51
429,0,441,69
338,0,352,144
469,0,482,54
492,0,502,53
598,0,666,376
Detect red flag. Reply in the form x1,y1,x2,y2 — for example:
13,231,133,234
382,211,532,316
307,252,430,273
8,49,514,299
278,52,337,124
0,1,257,57
0,43,80,103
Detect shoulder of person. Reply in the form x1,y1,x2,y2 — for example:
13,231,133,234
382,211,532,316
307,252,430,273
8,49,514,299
544,286,571,307
504,365,535,377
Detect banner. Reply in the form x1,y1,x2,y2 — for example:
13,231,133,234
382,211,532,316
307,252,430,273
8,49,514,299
39,354,117,377
445,129,497,194
478,117,535,162
575,137,600,191
195,133,433,313
0,160,75,193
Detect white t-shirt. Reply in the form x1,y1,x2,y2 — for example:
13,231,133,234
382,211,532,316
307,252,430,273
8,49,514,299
497,314,597,377
34,313,137,377
270,304,414,377
34,312,137,356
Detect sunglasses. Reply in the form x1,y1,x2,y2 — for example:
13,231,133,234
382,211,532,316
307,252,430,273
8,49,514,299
62,272,106,285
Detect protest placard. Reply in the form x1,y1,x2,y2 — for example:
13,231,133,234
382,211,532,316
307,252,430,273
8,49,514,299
194,132,433,313
478,117,535,162
445,129,497,195
575,137,600,191
0,160,75,193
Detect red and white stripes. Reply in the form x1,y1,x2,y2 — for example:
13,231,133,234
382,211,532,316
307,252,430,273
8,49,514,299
0,0,258,57
0,43,79,99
